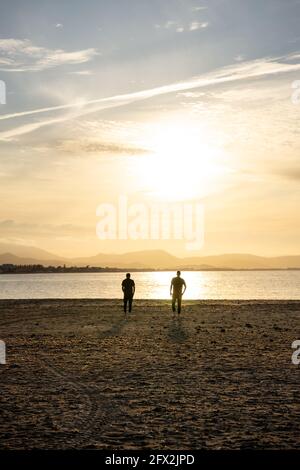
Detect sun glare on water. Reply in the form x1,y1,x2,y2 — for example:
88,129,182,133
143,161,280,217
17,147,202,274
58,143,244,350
137,120,229,201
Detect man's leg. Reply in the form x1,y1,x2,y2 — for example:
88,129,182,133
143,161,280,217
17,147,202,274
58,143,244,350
177,296,182,314
128,296,133,313
172,295,176,312
124,297,128,313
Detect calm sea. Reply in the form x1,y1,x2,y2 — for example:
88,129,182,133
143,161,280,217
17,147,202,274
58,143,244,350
0,271,299,300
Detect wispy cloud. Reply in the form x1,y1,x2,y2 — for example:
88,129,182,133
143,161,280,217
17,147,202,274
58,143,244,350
57,139,148,155
155,19,209,33
164,20,177,29
272,167,300,181
178,91,206,98
70,70,93,75
0,38,98,72
1,53,300,141
189,21,209,30
191,6,207,11
235,54,246,62
155,20,182,31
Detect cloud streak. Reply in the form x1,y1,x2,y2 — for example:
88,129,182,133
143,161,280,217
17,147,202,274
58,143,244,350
0,38,98,72
57,138,148,155
1,53,300,141
155,19,209,33
189,21,209,30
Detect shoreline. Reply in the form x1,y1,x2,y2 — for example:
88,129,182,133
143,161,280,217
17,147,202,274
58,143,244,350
1,298,300,305
1,268,300,274
1,298,300,303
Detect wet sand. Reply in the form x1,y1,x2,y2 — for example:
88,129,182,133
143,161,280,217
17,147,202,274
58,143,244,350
0,299,299,450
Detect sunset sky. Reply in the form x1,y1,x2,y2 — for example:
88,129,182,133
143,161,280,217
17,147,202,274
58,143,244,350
0,0,300,258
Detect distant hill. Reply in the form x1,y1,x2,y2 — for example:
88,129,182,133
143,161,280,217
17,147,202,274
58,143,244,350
0,243,66,262
182,253,300,270
72,249,178,269
0,252,67,267
71,251,300,269
0,244,300,270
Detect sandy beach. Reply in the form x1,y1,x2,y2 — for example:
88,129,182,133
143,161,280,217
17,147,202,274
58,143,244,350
0,299,299,450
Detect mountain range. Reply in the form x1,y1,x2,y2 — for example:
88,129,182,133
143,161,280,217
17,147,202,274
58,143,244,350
0,242,300,270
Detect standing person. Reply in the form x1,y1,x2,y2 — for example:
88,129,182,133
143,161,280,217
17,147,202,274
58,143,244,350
170,271,186,315
122,273,135,314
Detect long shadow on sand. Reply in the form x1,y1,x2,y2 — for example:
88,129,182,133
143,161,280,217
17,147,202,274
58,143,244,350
97,316,128,339
167,317,190,343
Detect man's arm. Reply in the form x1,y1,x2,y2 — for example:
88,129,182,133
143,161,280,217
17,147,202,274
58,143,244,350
182,280,186,295
121,281,125,293
132,281,135,296
170,279,173,296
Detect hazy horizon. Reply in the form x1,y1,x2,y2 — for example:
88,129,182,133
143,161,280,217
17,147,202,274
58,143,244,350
2,241,300,260
1,241,300,273
1,240,300,260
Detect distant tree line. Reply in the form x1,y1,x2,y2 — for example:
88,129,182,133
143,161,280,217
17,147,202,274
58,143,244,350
0,264,298,274
0,264,151,274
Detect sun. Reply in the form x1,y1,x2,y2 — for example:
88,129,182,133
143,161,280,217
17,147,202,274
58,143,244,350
136,120,228,201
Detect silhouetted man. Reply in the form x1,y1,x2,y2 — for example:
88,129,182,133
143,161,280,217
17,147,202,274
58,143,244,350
122,273,135,314
170,271,186,314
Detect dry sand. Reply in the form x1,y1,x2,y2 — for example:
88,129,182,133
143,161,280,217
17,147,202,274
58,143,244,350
0,299,299,450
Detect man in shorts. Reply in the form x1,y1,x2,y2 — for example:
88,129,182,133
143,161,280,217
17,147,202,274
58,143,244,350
122,273,135,314
170,271,186,314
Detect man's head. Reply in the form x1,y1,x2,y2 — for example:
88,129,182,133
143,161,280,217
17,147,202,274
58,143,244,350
126,273,131,278
176,270,181,277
